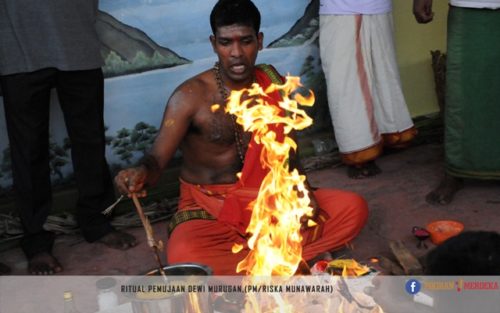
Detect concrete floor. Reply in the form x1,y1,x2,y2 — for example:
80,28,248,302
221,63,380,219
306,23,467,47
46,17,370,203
1,142,499,275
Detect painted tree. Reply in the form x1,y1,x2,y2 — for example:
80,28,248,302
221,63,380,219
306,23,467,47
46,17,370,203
130,122,157,153
298,54,330,134
0,135,71,186
49,136,69,181
112,128,134,164
111,122,158,165
103,51,130,77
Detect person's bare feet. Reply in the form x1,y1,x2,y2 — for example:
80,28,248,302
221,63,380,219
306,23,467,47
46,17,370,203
28,252,63,275
98,230,137,250
426,174,464,205
0,262,11,275
347,161,381,179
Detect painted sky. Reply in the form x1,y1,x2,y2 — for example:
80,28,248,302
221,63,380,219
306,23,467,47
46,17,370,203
99,0,309,60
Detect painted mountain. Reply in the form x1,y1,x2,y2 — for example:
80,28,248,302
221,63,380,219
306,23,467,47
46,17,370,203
96,10,191,78
267,0,319,48
266,0,331,135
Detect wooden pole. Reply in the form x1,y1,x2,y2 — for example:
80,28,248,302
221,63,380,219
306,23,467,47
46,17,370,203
131,194,166,277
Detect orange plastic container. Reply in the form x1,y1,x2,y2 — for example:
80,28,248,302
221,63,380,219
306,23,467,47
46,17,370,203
426,220,464,245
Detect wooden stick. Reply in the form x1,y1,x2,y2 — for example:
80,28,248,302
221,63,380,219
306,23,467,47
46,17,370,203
378,255,405,275
389,241,423,275
131,194,166,277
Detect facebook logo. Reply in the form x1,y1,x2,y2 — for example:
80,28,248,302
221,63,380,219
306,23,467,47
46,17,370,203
405,279,421,295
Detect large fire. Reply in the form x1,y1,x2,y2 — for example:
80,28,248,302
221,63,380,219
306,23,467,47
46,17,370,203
225,75,314,277
220,75,384,313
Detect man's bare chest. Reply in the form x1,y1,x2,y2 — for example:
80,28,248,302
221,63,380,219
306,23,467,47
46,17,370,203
190,108,236,145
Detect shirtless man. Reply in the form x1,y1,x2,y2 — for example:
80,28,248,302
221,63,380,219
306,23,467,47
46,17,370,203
115,0,368,274
115,0,264,197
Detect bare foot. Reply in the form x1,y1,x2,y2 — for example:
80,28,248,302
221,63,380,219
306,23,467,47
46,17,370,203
426,174,464,205
347,161,381,179
0,262,11,275
28,252,63,275
98,230,137,250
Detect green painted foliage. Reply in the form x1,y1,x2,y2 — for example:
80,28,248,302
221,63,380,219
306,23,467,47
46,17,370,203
110,122,158,164
102,50,189,78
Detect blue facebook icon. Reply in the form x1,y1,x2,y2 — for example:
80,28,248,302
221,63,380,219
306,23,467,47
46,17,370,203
405,279,421,295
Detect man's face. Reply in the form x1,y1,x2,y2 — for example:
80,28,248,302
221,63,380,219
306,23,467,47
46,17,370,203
210,24,263,87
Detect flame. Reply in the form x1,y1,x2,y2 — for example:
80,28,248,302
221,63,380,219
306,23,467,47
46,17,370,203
369,257,379,264
225,75,314,277
329,259,371,277
232,243,244,253
222,75,385,313
211,104,220,112
342,265,348,277
186,292,202,313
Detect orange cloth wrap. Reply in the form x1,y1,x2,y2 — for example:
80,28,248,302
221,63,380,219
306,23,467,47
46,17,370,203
167,181,368,275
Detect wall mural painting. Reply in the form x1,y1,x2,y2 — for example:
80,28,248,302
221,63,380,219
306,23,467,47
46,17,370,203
0,0,331,191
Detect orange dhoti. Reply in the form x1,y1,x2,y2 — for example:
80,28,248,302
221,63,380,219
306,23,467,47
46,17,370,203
166,180,368,275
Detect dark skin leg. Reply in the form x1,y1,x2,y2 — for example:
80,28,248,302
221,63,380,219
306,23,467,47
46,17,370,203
28,252,63,275
97,230,137,250
426,173,464,205
347,160,382,179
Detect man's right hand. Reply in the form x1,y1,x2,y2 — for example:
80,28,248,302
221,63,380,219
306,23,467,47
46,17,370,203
114,166,148,198
413,0,434,24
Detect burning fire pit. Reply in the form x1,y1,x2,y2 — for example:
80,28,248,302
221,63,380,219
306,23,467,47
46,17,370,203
222,75,384,312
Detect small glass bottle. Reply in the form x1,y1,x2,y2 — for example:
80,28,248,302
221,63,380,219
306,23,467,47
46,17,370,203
63,291,81,313
96,277,119,311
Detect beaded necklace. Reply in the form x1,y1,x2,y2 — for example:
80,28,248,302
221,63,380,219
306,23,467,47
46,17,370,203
213,61,246,164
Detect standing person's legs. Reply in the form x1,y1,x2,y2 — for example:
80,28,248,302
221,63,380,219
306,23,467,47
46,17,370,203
366,14,416,148
427,7,500,204
55,69,136,249
444,7,500,177
0,68,62,274
319,15,382,178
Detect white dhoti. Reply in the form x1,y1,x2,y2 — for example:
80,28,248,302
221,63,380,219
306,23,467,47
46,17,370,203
319,13,416,165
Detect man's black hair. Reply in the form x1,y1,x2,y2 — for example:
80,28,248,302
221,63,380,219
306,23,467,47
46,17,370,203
425,231,500,275
210,0,261,35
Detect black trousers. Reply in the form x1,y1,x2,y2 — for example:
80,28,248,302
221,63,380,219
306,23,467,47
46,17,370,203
0,68,115,258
